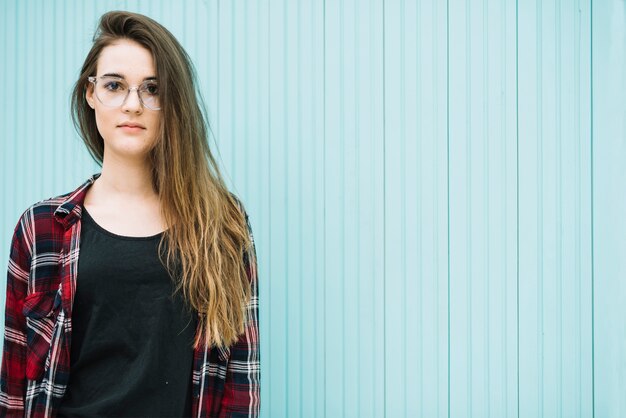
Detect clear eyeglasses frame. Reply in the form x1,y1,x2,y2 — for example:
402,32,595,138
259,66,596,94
87,76,161,111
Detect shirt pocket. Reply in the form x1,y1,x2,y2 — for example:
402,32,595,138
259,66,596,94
22,288,63,381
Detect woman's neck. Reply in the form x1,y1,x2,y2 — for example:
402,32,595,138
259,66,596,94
96,156,158,201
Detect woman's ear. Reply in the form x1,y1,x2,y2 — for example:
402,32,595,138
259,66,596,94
85,83,95,109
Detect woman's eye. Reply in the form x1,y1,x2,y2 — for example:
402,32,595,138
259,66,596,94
144,83,159,95
104,81,123,91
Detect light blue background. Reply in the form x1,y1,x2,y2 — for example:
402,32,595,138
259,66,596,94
1,1,624,417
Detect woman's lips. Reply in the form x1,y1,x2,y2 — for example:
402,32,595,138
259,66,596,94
119,125,145,133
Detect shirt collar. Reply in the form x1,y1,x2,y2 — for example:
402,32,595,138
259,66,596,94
54,172,102,230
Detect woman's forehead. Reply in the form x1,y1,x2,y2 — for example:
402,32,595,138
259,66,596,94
97,40,156,78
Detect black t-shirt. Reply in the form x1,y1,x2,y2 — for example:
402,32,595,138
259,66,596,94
57,206,198,418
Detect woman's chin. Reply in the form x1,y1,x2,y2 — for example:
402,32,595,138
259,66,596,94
109,144,153,160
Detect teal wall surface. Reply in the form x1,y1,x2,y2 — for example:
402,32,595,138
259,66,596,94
1,1,624,417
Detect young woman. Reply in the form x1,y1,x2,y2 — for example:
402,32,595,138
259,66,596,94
0,11,259,418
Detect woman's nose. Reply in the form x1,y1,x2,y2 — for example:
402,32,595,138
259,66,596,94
121,88,144,113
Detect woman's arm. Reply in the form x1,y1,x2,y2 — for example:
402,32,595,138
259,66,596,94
0,213,31,417
219,210,260,417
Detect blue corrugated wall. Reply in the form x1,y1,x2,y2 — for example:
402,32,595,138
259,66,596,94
1,1,624,417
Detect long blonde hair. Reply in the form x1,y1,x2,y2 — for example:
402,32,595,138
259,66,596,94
70,10,253,349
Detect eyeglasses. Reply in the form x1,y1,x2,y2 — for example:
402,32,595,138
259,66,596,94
88,76,161,110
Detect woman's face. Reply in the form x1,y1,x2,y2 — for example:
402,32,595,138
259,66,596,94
86,39,161,161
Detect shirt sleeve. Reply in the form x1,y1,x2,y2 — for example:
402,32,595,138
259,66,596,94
0,212,31,417
219,209,260,417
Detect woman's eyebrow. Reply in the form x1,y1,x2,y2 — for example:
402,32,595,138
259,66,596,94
101,72,157,81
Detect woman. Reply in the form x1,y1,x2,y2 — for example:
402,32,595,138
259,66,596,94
0,11,259,418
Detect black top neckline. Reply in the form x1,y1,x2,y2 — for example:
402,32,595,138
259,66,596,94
82,205,165,241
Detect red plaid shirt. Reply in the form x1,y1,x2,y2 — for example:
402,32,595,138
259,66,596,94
0,173,260,417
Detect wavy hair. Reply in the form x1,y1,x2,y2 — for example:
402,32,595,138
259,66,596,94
70,10,253,349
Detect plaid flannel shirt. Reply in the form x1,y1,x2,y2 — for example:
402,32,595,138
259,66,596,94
0,173,260,417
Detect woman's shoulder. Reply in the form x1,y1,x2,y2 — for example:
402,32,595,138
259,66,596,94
28,191,74,213
15,190,76,227
227,191,250,220
8,198,68,257
11,175,97,237
12,193,67,230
